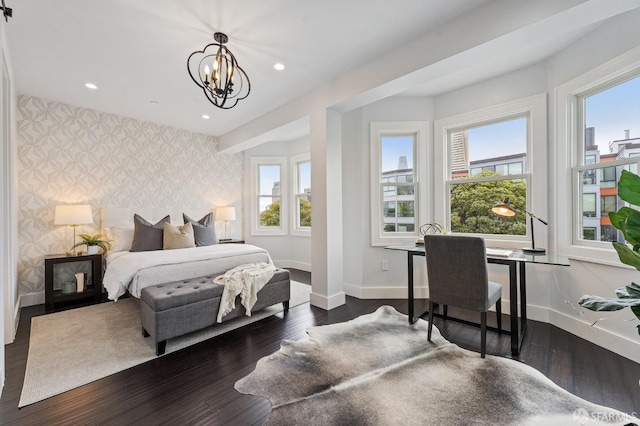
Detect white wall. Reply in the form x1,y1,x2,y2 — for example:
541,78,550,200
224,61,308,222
340,13,640,362
0,11,17,397
243,136,312,271
342,97,434,298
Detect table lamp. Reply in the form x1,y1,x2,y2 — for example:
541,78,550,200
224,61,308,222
215,206,236,241
491,197,547,254
54,205,93,256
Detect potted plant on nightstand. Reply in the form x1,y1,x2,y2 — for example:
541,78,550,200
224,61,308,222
72,233,111,255
579,170,640,335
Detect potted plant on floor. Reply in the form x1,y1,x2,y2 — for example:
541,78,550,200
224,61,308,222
72,233,111,255
579,169,640,335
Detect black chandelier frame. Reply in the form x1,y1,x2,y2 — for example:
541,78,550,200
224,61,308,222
187,32,251,110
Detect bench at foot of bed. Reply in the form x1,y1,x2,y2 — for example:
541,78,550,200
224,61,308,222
140,268,291,355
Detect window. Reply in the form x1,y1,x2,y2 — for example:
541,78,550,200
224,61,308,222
599,166,616,188
370,121,429,246
601,225,618,242
574,74,640,244
601,194,616,215
582,193,596,218
250,157,288,236
448,117,528,235
556,46,640,263
434,94,547,247
583,227,597,240
291,153,311,236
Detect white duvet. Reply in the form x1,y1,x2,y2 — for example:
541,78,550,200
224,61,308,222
103,244,273,300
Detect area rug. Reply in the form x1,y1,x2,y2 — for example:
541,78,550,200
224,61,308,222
19,281,310,408
235,305,637,426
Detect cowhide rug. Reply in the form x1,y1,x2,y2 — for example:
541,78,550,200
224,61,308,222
235,306,637,425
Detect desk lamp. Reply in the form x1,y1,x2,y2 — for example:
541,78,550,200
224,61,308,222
491,197,547,254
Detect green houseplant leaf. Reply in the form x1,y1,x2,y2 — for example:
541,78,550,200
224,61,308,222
579,170,640,335
618,169,640,205
71,233,111,253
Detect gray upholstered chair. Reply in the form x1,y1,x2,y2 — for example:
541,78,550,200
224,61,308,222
424,234,502,358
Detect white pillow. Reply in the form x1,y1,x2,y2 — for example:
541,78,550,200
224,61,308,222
108,226,135,252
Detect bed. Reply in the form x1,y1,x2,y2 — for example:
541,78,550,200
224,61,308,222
100,207,272,300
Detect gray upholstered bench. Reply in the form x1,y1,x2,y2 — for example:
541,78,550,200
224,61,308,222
140,268,291,355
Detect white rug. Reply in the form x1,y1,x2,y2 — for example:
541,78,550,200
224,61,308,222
19,281,310,408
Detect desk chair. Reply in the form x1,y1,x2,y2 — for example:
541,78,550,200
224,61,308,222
424,234,502,358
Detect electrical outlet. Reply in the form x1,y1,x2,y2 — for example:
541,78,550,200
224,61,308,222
381,260,389,271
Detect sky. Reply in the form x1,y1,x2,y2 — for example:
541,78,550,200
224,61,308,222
585,75,640,153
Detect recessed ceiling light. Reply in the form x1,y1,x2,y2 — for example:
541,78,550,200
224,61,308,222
202,114,210,120
273,63,285,71
85,83,98,90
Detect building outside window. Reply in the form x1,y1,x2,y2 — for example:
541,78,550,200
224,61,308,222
291,153,311,236
381,141,416,233
369,121,428,246
574,73,640,244
250,157,288,236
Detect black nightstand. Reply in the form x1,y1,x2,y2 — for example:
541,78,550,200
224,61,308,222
44,253,104,312
219,239,245,244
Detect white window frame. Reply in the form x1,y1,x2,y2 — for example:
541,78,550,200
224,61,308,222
555,45,640,265
250,156,288,236
290,152,311,237
434,94,547,248
369,121,429,246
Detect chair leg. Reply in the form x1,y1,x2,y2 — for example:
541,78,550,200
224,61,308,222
428,301,434,341
480,311,487,358
496,299,502,334
443,305,448,319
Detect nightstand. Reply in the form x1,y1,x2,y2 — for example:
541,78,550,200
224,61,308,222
219,239,245,244
44,253,104,312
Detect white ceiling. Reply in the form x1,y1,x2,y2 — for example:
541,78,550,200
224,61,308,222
7,0,489,136
6,1,640,140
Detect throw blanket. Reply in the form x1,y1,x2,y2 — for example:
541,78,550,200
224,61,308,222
214,262,276,323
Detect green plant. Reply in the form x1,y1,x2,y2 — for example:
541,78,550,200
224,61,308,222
579,170,640,335
72,233,111,253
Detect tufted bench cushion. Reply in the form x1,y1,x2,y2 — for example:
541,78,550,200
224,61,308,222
141,277,223,312
140,268,291,355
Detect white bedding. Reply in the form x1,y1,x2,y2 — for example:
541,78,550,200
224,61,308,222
103,244,273,300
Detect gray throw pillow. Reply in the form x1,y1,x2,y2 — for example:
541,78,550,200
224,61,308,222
183,213,218,246
130,214,170,252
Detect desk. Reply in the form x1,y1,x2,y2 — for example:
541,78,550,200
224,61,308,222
384,245,569,356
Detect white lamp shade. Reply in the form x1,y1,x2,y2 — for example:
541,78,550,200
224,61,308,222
54,205,93,226
216,206,236,222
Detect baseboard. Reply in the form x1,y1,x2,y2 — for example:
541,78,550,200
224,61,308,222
273,260,311,272
310,290,346,310
547,307,640,364
20,291,44,308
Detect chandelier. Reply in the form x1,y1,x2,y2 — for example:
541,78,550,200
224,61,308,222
187,32,251,109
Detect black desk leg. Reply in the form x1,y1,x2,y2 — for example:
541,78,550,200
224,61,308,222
518,261,528,352
408,252,415,323
509,261,519,355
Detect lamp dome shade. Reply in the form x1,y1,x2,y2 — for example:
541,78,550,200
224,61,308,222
54,205,93,226
215,206,236,221
491,197,516,217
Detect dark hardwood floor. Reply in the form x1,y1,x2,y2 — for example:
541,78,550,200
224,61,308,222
1,269,639,425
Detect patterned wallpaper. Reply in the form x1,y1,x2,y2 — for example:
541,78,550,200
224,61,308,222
16,95,243,297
